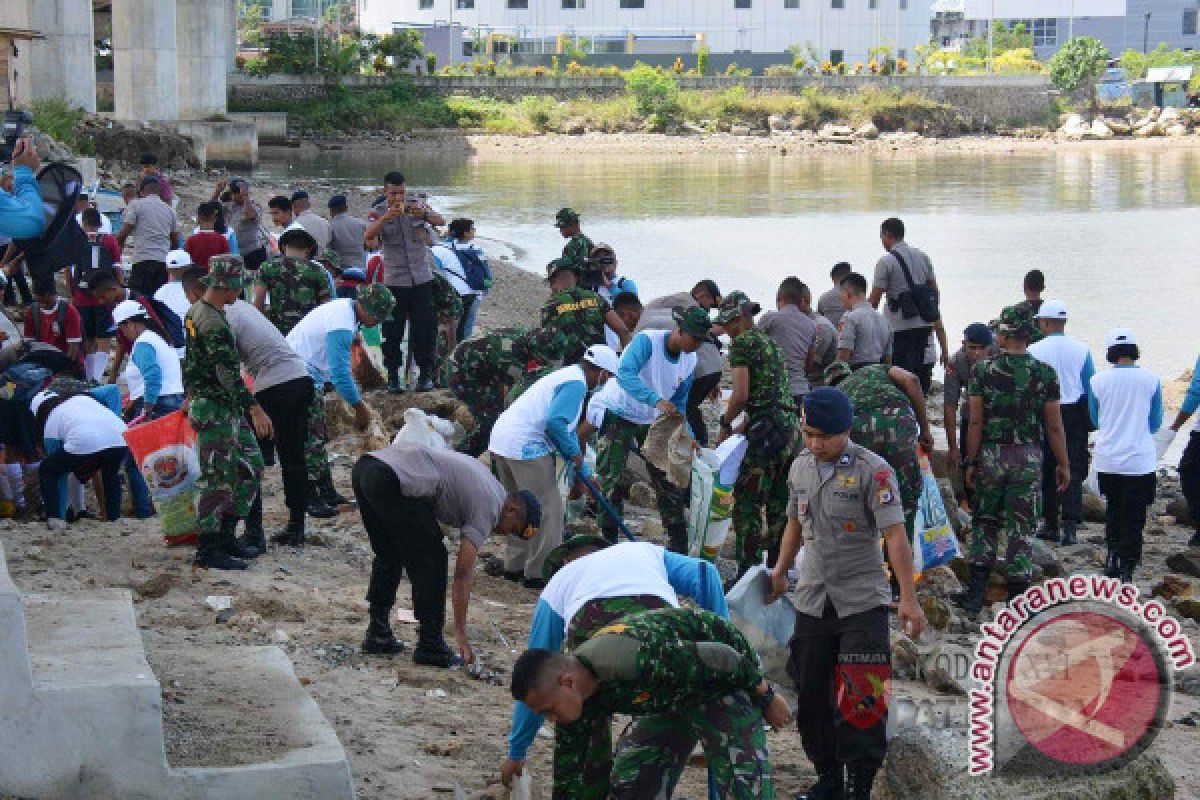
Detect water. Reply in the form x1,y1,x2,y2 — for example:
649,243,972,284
256,146,1200,379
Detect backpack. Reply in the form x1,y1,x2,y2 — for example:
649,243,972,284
449,241,493,292
0,362,54,406
132,293,186,349
31,299,69,344
73,235,116,292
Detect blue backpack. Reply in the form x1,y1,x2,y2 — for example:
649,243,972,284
0,362,54,406
449,242,493,292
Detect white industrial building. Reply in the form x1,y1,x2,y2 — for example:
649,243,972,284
352,0,932,65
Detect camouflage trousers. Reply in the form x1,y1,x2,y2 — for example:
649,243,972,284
851,409,922,536
304,385,331,484
733,422,798,572
596,412,688,550
190,397,263,538
553,595,671,800
610,691,775,800
445,367,508,458
969,443,1040,580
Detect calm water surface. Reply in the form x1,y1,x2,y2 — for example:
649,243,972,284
257,146,1200,378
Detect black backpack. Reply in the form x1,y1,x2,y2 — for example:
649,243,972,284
72,235,116,292
131,293,186,349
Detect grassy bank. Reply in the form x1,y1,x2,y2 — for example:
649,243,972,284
231,81,968,137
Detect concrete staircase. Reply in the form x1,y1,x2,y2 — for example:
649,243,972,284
0,540,355,799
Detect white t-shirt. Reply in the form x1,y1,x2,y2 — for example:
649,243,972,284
153,281,191,357
1091,365,1162,476
489,365,586,461
286,297,357,382
430,243,481,297
540,542,679,635
131,329,185,398
43,395,128,455
589,330,696,427
1029,333,1092,405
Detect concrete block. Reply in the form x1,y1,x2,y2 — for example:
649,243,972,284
171,121,258,169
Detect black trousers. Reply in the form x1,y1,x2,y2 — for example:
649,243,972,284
129,260,167,295
255,376,315,515
3,265,31,306
788,602,891,773
353,455,448,643
40,446,127,521
1098,472,1156,567
687,371,722,447
1180,431,1200,529
381,281,436,378
891,327,933,393
1041,399,1090,529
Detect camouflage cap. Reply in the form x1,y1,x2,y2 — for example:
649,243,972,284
997,304,1036,340
545,257,580,280
541,533,612,582
206,254,246,289
554,208,580,227
672,305,713,339
823,361,853,386
356,283,396,321
714,290,761,326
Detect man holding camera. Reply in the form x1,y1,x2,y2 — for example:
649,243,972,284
365,171,445,394
0,137,44,240
590,243,638,304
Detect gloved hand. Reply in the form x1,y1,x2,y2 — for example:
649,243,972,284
1154,427,1177,461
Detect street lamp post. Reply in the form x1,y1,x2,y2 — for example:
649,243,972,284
1143,11,1151,54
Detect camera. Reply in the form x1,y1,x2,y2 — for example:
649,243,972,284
0,110,33,163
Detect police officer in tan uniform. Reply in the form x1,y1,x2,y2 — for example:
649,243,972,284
767,386,926,800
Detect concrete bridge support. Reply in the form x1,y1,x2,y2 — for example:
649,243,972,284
0,0,96,112
176,0,231,119
112,0,178,121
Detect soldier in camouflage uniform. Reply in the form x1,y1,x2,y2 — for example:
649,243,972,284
184,255,270,570
511,607,788,799
824,361,934,537
443,326,560,457
252,228,333,335
501,535,729,800
555,207,593,275
432,271,464,380
540,258,630,365
714,291,800,574
956,306,1070,614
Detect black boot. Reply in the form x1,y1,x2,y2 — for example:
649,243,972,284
222,516,260,559
413,636,463,668
1006,578,1031,601
415,373,435,392
1060,519,1078,546
307,480,338,519
319,470,352,508
845,768,876,800
1036,522,1060,543
952,565,990,615
271,509,307,547
387,370,404,395
240,495,267,553
1104,549,1122,578
1119,559,1137,584
796,765,845,800
1189,529,1200,548
194,532,248,571
362,605,406,655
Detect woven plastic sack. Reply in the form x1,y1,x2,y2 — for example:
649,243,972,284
912,449,960,575
123,411,201,546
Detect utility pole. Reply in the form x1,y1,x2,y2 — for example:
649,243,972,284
1143,11,1151,54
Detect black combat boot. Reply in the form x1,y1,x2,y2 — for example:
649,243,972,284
952,565,991,616
306,480,338,519
240,495,267,554
1189,529,1200,548
1036,522,1060,543
222,516,260,559
1104,549,1122,578
1119,558,1137,585
1006,578,1031,602
272,508,307,547
413,635,463,668
194,527,248,571
1060,519,1078,546
415,373,435,392
844,768,876,800
362,605,406,655
796,765,845,800
319,470,352,508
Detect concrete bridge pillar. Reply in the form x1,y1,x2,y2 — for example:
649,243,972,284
0,0,95,112
112,0,178,121
176,0,230,119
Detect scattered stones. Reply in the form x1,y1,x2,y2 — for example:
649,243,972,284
855,121,880,140
767,114,791,133
921,642,970,695
424,738,462,757
134,572,180,600
918,565,963,599
1082,491,1107,523
729,124,752,136
1087,118,1113,139
1166,550,1200,579
1029,538,1063,578
890,628,919,680
920,596,953,632
271,629,291,644
628,481,656,509
1173,597,1200,622
1152,574,1194,600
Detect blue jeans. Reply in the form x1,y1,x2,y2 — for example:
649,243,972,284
461,293,482,339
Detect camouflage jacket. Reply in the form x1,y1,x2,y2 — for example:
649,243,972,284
728,328,797,417
254,255,333,335
561,233,594,272
994,300,1044,344
575,608,764,717
838,364,913,419
539,287,610,365
184,300,255,412
433,272,464,322
968,352,1060,446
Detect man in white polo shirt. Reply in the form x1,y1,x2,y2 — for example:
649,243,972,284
1029,299,1095,546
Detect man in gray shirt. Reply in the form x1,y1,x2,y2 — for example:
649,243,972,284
759,277,816,407
214,178,268,270
363,171,446,393
327,194,367,270
184,268,319,551
291,190,332,249
115,176,180,295
836,272,892,368
817,261,852,330
868,217,947,392
353,442,539,667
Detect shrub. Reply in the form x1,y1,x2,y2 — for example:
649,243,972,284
30,97,91,154
623,63,680,128
425,52,437,74
518,95,558,131
1049,36,1109,111
697,46,709,76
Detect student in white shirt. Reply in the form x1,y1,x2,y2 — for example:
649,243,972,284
154,249,194,357
112,299,185,419
1088,328,1163,583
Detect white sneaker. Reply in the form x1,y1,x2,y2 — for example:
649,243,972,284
45,518,66,531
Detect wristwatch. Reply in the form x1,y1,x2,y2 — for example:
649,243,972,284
752,685,776,712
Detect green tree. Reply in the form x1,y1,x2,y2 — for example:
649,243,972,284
623,63,680,129
962,21,1032,61
1119,44,1200,88
697,45,710,76
375,30,425,72
564,37,591,63
1050,36,1109,113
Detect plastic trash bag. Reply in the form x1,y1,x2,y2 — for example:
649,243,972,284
726,565,797,689
1154,427,1177,461
123,411,202,546
912,449,961,576
557,446,596,523
688,449,732,560
392,408,456,450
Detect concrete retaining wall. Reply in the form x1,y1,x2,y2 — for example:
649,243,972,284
171,120,258,169
228,112,290,142
227,74,1057,129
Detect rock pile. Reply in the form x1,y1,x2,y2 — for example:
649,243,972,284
1057,107,1200,140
